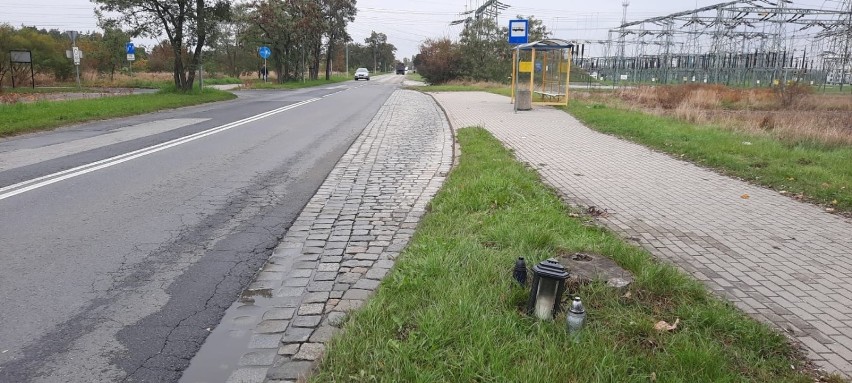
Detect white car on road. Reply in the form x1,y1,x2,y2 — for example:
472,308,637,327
354,68,370,81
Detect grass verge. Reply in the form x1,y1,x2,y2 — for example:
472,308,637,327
0,87,103,94
565,101,851,214
405,72,425,82
0,88,235,137
244,76,350,89
198,77,243,86
312,127,816,383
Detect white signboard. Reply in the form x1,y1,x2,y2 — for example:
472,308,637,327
10,50,32,63
72,47,82,65
127,54,135,61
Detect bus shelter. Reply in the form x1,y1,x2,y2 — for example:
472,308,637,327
512,39,574,109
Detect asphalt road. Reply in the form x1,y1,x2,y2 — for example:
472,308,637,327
0,75,404,382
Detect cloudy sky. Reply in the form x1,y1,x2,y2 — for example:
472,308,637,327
0,0,838,59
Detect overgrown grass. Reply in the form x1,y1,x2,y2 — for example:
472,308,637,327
0,88,235,137
0,87,103,94
119,77,242,89
198,77,242,86
312,127,816,383
405,72,425,82
119,78,175,89
242,75,350,90
565,101,852,213
417,83,512,97
607,85,852,146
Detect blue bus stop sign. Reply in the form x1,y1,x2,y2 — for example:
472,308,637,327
508,19,529,44
258,46,271,59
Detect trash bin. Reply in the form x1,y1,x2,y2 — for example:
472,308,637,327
516,89,532,111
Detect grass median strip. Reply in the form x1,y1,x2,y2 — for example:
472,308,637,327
312,127,816,382
564,101,851,214
244,76,351,90
0,88,236,137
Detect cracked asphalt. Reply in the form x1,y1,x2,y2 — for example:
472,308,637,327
0,75,405,382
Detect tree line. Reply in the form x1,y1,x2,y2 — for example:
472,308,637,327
2,0,402,91
0,24,134,89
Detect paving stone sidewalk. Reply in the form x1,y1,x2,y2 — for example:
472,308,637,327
431,91,852,378
214,90,452,382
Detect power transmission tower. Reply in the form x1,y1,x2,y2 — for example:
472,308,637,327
451,0,510,38
826,0,852,90
618,0,629,80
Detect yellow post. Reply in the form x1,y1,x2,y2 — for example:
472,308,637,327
529,48,536,103
511,49,517,104
565,50,572,105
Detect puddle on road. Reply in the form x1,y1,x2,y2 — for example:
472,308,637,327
239,288,272,304
179,289,283,383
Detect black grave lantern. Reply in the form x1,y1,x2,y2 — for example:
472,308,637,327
526,258,569,320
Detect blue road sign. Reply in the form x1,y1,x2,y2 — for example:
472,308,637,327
258,46,271,59
508,19,529,44
126,42,135,54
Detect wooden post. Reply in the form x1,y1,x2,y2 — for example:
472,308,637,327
565,51,572,106
530,48,536,103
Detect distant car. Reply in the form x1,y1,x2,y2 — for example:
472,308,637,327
354,68,370,81
396,63,406,75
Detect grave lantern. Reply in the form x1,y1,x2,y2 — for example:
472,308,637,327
526,258,569,320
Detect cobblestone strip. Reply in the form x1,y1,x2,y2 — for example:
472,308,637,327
223,90,452,383
431,91,852,378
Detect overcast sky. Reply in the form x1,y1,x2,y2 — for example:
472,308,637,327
0,0,837,59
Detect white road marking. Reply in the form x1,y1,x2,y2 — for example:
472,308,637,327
0,98,321,201
0,118,209,171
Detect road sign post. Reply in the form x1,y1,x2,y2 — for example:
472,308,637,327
258,46,271,83
72,47,82,87
126,42,135,77
67,31,82,88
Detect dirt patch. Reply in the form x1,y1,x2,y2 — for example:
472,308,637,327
555,251,634,292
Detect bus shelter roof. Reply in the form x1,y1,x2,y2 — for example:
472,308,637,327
514,39,575,51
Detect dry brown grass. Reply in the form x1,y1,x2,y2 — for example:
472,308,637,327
4,71,246,90
89,71,175,85
579,84,852,146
